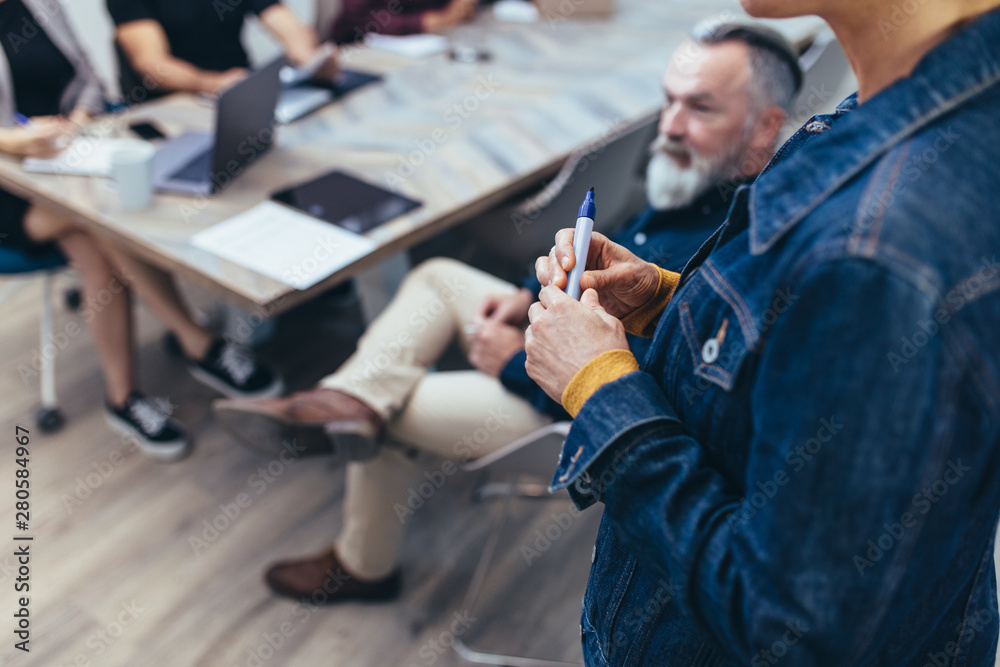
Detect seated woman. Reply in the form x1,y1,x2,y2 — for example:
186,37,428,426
329,0,478,44
0,0,282,460
108,0,339,100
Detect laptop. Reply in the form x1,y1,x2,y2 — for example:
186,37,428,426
153,57,284,196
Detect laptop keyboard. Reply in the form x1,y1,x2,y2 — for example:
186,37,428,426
170,149,212,183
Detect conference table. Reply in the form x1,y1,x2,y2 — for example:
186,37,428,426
0,11,819,320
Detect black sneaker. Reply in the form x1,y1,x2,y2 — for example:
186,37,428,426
104,392,192,462
187,338,284,399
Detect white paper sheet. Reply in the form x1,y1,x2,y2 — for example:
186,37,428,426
22,137,139,177
365,33,449,58
190,202,377,290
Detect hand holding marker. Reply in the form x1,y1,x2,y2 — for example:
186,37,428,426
566,187,595,300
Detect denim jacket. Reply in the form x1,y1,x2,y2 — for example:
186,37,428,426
552,9,1000,666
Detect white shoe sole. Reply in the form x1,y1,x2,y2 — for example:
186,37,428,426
187,365,285,399
104,411,192,463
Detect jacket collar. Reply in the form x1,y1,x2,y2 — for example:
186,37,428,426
749,6,1000,255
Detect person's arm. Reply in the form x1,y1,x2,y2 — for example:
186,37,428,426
0,118,75,158
329,0,475,43
68,107,93,126
115,20,245,95
535,258,988,663
420,0,477,32
330,0,423,43
257,4,321,66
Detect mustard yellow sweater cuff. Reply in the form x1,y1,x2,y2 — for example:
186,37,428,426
561,349,640,418
621,266,680,338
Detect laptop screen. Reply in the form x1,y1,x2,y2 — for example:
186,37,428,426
210,57,285,188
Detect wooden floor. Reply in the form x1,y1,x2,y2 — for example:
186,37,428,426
6,276,1000,667
0,273,605,667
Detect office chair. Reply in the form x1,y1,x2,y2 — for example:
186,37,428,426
453,421,581,667
0,246,78,432
460,112,659,267
788,28,855,128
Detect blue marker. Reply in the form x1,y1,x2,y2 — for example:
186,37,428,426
566,187,595,300
14,113,32,128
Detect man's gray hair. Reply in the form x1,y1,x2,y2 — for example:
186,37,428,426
691,20,803,113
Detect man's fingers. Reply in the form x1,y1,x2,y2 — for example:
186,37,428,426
582,260,640,292
547,246,567,288
537,284,572,310
527,301,545,324
554,232,576,271
580,266,617,292
580,288,603,310
583,232,610,266
535,255,549,285
553,228,575,247
477,295,500,320
582,289,619,327
493,299,515,322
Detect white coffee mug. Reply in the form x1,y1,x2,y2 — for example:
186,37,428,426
109,140,157,211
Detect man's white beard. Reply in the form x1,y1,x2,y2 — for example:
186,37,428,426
645,135,745,211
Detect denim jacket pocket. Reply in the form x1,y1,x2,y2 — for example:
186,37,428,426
677,263,758,393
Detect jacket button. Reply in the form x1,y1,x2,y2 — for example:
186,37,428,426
579,623,584,638
591,545,596,563
701,338,720,364
634,232,647,246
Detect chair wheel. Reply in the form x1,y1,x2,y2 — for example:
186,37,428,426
64,288,82,311
162,331,183,358
36,407,65,433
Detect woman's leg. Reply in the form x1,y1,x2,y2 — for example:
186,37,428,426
25,207,280,402
23,207,134,405
91,241,213,361
24,207,212,361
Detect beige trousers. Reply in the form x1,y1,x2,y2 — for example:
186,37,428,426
320,258,552,579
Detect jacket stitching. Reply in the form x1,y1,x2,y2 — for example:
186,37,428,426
702,261,759,349
603,555,637,664
850,143,913,257
680,302,734,390
752,71,1000,255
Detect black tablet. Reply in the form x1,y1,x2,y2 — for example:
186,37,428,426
272,170,421,234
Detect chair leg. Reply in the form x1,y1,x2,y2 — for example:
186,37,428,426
453,493,583,667
36,273,65,433
453,641,582,667
474,481,553,502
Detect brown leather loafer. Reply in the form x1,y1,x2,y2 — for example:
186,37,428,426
264,548,401,604
213,388,383,461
